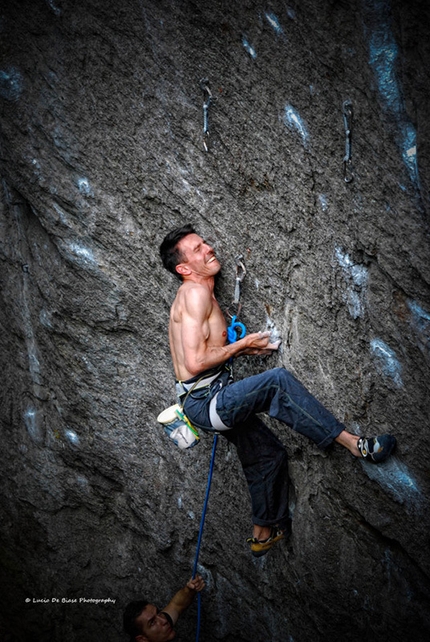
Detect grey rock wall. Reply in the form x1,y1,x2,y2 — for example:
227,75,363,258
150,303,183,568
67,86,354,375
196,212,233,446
1,0,429,640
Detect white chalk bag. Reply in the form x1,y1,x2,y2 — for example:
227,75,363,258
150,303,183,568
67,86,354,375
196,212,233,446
157,404,200,449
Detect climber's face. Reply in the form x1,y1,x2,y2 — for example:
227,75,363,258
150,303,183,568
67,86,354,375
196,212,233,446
175,233,221,280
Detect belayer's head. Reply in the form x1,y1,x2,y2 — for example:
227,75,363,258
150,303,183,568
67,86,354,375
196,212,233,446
123,600,175,642
160,224,220,281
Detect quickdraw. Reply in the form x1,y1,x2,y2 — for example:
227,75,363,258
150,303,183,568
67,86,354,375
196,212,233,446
227,255,247,342
343,100,354,183
199,78,212,152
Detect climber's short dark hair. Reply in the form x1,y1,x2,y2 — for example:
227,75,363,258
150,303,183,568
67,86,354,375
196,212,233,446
159,224,196,279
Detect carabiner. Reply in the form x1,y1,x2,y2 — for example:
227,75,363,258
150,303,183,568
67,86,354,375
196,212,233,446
233,256,246,304
200,78,212,151
342,100,354,183
227,315,247,343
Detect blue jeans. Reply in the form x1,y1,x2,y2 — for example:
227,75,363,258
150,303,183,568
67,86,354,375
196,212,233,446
183,367,345,529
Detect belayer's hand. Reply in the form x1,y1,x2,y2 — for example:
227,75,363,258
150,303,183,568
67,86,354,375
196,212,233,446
187,576,205,592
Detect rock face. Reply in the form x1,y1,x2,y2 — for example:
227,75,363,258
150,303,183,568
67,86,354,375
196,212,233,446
1,0,430,640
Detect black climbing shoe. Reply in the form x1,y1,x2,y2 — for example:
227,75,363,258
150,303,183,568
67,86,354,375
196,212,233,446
246,527,285,558
357,434,396,463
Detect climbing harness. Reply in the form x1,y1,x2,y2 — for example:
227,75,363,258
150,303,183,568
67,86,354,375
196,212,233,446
342,100,354,183
200,78,212,152
159,371,222,450
157,374,206,449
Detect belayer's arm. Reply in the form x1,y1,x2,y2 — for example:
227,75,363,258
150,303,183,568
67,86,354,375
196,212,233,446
162,576,205,625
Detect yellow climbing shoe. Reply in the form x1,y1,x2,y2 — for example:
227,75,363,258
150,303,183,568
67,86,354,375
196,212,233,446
246,527,285,558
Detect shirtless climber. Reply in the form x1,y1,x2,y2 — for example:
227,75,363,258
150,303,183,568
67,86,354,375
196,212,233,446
159,224,396,557
123,575,205,642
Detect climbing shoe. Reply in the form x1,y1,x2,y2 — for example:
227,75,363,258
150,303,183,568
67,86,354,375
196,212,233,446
246,527,285,558
357,434,396,463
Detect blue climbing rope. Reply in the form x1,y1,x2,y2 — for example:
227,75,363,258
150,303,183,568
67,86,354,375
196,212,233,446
192,432,218,642
192,261,247,641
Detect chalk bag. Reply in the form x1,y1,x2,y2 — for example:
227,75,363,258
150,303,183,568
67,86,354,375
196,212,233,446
157,404,200,449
